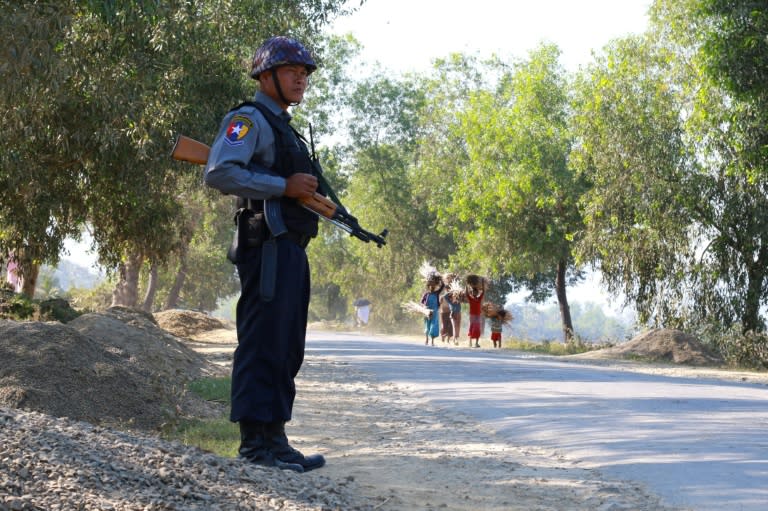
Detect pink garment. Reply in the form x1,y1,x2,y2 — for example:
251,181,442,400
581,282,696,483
5,257,21,292
467,291,484,338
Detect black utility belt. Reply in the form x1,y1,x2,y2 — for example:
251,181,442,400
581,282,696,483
277,231,311,249
245,231,311,249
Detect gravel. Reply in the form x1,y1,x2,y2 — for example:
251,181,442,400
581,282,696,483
0,407,375,511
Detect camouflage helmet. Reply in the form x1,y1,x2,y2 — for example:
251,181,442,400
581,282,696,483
250,36,317,79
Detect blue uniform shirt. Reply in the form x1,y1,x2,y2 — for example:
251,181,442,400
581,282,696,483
204,92,289,200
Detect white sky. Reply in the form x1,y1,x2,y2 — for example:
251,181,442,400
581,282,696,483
330,0,653,74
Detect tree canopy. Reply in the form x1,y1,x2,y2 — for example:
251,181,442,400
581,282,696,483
4,0,768,361
572,0,768,338
1,0,350,305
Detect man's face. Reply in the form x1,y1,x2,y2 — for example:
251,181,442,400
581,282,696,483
262,64,309,108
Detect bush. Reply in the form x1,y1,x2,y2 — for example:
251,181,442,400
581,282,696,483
707,328,768,369
0,290,83,322
38,297,82,322
504,336,614,356
0,289,36,319
66,279,114,312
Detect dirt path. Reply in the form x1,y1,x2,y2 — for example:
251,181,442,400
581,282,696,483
189,333,674,510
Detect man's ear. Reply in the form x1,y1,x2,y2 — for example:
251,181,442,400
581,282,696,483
258,70,276,91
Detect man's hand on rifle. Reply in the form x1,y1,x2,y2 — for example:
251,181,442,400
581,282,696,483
284,173,318,199
172,133,387,247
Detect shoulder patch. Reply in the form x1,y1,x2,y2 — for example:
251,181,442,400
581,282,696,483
224,115,254,146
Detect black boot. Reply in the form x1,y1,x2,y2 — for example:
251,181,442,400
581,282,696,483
264,421,326,472
238,421,304,472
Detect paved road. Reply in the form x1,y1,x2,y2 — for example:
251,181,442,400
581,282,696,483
306,331,768,511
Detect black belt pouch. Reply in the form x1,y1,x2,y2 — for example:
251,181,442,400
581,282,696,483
227,209,266,264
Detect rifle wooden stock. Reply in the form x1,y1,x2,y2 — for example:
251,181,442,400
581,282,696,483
172,135,210,165
171,134,339,219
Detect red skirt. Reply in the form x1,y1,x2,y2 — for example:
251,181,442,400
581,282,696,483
468,314,483,338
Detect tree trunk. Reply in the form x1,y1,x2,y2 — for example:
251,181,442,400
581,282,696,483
19,261,40,298
743,250,767,333
555,258,574,342
111,251,143,308
142,262,159,312
164,250,188,310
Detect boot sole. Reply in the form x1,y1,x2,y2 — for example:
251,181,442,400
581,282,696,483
239,454,305,473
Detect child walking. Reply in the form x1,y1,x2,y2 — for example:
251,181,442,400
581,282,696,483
490,316,503,348
482,302,513,349
447,291,462,345
439,273,459,344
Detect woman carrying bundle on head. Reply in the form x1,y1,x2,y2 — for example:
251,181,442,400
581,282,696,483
439,273,458,344
439,292,453,344
465,275,486,348
444,276,464,346
420,263,444,346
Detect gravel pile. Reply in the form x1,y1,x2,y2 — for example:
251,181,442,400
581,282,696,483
0,310,224,432
154,310,230,340
0,407,375,511
571,327,724,365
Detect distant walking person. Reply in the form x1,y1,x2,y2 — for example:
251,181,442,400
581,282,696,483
439,291,453,343
444,286,463,345
353,298,371,327
483,302,513,349
490,315,503,348
466,275,486,348
421,272,444,346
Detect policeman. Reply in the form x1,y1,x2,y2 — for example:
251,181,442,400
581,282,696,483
204,36,325,472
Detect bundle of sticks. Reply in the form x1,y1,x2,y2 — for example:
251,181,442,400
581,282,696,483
465,274,487,289
481,302,514,323
446,279,466,302
419,261,443,290
401,301,432,318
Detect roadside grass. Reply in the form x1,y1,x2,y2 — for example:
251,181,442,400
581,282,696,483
163,376,238,458
188,377,231,402
503,337,615,356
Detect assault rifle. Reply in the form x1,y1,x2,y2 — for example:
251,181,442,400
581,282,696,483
171,135,387,247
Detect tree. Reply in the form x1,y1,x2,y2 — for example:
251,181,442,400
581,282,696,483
0,2,91,295
0,0,354,303
420,46,587,342
145,185,239,312
691,0,768,332
571,33,691,328
341,72,455,327
304,64,458,328
572,0,768,335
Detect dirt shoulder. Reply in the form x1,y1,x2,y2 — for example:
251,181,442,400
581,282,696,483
192,330,677,510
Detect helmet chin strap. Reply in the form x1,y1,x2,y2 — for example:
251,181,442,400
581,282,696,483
271,69,300,107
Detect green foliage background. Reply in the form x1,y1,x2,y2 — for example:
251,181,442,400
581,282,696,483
3,0,768,365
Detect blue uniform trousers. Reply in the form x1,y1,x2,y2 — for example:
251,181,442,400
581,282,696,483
230,238,310,423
